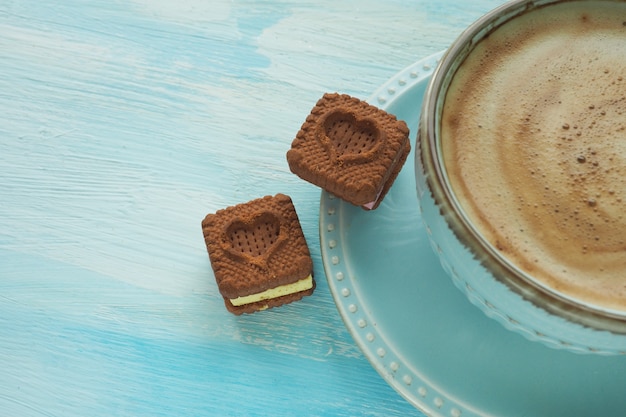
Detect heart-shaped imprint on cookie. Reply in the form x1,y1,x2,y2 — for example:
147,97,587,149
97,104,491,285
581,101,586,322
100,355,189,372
322,110,383,163
225,212,283,267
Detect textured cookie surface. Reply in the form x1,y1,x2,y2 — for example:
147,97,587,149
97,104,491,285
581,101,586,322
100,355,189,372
202,194,314,314
366,139,411,210
287,93,410,207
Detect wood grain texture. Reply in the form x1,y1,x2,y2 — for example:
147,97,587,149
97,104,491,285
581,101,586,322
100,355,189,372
1,1,505,416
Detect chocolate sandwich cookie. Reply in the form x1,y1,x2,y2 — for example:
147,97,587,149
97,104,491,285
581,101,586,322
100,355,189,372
286,93,410,210
202,194,315,315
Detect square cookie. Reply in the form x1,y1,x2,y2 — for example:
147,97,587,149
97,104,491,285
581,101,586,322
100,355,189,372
202,194,315,315
287,93,410,209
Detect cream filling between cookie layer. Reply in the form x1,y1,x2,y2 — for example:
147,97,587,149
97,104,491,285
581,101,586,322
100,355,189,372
362,188,384,210
230,275,313,307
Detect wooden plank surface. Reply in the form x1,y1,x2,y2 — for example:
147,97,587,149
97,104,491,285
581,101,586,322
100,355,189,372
1,1,505,416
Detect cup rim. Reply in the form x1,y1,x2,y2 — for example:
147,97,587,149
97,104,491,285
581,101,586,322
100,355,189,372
419,0,626,333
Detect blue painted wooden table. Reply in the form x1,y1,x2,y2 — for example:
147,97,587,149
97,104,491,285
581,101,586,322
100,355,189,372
1,1,505,416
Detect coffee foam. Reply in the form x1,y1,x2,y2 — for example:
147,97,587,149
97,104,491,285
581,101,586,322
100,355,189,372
441,1,626,312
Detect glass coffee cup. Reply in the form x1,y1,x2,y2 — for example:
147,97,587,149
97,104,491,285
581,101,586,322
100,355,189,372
416,0,626,354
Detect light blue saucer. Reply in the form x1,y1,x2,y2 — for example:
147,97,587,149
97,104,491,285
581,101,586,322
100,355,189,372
319,52,626,417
